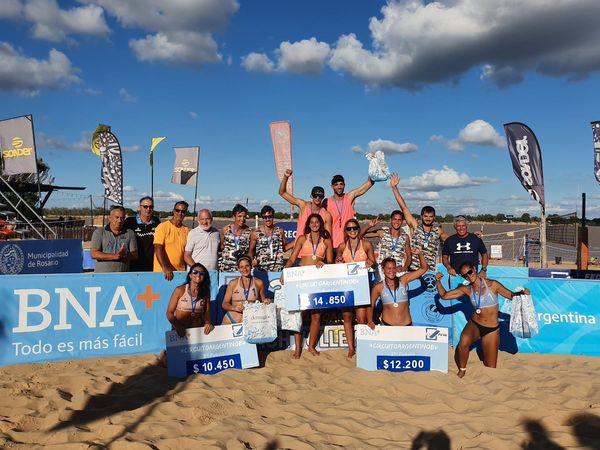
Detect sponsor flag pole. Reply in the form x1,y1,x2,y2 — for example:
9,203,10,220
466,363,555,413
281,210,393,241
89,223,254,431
504,122,547,267
149,137,166,198
28,115,42,204
192,148,200,227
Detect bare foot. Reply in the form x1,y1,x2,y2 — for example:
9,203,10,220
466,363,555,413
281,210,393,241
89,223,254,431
347,348,356,358
457,368,466,378
308,348,320,356
292,350,302,359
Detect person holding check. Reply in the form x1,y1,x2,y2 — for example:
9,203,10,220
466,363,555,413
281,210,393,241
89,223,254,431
222,256,269,325
284,213,334,358
435,263,530,378
367,248,429,328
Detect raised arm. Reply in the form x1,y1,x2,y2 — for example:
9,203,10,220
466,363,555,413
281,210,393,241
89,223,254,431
360,217,383,239
402,249,428,284
390,173,418,231
279,169,305,208
400,238,412,272
434,272,468,300
347,177,375,204
491,279,530,300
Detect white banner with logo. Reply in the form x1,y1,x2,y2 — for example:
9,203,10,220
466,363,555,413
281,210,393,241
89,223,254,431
0,115,37,176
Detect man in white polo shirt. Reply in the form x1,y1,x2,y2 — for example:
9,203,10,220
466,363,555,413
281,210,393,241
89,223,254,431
184,209,220,271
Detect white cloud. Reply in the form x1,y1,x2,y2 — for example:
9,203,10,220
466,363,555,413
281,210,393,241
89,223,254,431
0,43,80,94
326,0,600,88
119,87,136,102
404,191,440,201
121,144,141,153
399,166,497,191
189,111,198,119
123,185,135,192
242,37,330,75
431,120,504,151
85,0,239,65
277,38,330,75
130,31,221,66
37,131,89,151
153,191,185,202
351,145,364,154
241,52,274,73
83,87,102,95
24,0,109,42
368,138,417,155
0,0,22,18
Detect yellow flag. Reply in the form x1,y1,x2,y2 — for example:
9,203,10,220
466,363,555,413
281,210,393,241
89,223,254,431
150,136,166,167
91,124,110,156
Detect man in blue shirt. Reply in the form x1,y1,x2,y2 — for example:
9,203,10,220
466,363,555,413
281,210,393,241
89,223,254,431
442,216,488,277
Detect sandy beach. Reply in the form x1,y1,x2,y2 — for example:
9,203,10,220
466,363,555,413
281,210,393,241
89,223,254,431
0,349,598,449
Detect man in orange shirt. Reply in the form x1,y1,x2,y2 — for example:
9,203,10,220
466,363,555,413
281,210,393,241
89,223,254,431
153,201,190,280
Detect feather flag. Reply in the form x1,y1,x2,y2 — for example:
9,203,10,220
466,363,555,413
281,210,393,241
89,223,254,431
91,124,123,204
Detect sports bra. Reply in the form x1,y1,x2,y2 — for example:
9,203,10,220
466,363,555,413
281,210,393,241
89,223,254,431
380,281,408,305
342,240,367,262
299,234,327,258
231,277,258,303
470,279,498,309
175,284,207,315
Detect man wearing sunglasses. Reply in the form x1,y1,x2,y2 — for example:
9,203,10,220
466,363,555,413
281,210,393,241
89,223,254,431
325,174,374,250
184,209,220,271
153,201,190,280
279,168,332,240
442,216,488,278
124,196,161,272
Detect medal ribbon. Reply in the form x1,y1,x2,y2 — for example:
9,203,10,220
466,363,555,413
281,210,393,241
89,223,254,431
310,234,321,259
419,224,432,247
349,239,360,261
385,281,398,306
188,284,200,317
241,277,253,301
333,195,345,227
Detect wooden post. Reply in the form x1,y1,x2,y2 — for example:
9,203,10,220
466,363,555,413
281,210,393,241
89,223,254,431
578,193,589,270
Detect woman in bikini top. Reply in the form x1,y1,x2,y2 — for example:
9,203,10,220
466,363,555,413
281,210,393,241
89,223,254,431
367,250,429,328
283,213,334,358
166,263,214,337
222,255,269,325
435,262,530,378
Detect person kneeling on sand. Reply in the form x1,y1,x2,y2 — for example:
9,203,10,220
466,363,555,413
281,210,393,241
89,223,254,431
221,256,269,325
435,264,529,378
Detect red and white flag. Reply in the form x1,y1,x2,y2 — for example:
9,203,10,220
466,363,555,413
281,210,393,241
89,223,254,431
269,121,293,195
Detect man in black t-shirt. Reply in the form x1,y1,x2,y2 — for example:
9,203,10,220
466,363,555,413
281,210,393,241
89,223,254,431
442,216,488,277
123,196,161,272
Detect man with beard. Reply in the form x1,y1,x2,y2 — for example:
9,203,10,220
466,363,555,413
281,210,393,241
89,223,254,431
184,209,220,271
325,174,374,251
154,201,190,281
124,196,160,272
390,174,448,271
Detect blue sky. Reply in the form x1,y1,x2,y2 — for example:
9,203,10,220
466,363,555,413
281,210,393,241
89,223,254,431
1,0,599,217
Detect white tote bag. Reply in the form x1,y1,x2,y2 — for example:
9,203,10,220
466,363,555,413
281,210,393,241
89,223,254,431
243,302,277,344
366,151,391,182
509,291,539,339
274,288,302,332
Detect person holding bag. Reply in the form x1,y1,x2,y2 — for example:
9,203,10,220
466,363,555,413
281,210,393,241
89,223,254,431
222,256,270,325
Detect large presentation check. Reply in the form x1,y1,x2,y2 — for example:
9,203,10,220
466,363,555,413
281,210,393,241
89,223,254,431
356,325,448,373
166,324,259,378
283,262,371,311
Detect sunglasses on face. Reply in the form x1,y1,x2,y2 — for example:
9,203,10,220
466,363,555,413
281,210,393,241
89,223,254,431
262,215,274,219
174,208,187,214
191,270,207,276
346,226,359,231
461,269,475,279
312,193,325,199
140,205,154,209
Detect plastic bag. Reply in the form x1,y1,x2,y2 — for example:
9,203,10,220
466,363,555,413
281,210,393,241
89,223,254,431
274,288,302,332
243,302,277,344
366,150,391,182
509,290,539,339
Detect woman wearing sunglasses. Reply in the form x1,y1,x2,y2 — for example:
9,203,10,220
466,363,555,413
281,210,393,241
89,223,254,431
222,255,269,325
435,264,529,378
166,263,214,337
254,205,288,272
284,213,334,358
335,219,376,350
367,249,428,329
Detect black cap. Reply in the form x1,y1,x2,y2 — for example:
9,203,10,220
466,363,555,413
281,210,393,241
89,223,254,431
331,174,345,184
311,186,325,196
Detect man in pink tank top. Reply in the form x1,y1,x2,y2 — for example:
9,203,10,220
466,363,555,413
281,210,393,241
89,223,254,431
326,174,374,249
279,168,332,239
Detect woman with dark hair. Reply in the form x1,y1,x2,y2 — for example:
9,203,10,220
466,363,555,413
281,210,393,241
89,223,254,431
283,213,334,358
222,255,269,325
166,263,214,337
435,263,530,377
367,249,428,330
254,205,288,272
219,204,256,272
334,218,376,354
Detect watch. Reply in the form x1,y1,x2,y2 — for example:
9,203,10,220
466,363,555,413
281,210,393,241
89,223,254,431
481,266,487,271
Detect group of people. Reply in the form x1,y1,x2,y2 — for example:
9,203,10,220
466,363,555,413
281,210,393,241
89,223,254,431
90,171,530,376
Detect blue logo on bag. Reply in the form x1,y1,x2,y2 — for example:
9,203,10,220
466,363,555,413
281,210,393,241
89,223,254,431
232,324,243,337
425,328,440,340
347,263,360,275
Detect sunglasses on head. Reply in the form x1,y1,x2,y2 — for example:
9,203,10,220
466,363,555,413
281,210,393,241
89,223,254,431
140,204,154,209
191,269,207,276
174,208,187,214
312,193,324,199
346,226,359,231
461,268,475,278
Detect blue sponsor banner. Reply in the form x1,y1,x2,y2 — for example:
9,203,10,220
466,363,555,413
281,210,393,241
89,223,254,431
356,325,448,373
0,239,83,275
283,262,370,311
165,325,259,378
277,221,297,244
0,270,219,367
528,268,571,279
